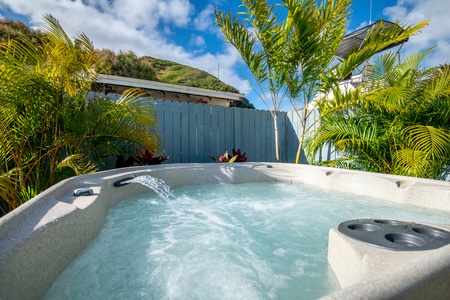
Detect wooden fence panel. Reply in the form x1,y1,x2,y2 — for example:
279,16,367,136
180,102,190,163
171,101,181,163
155,100,165,155
253,110,262,161
224,106,233,154
188,102,197,163
203,105,213,162
163,101,173,161
248,109,256,161
233,108,242,152
196,105,205,163
217,106,226,159
97,93,331,165
240,108,250,157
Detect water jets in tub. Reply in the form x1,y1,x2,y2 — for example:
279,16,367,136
114,175,175,201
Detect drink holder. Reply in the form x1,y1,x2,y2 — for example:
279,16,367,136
338,219,450,251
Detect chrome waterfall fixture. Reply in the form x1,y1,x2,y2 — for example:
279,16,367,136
338,219,450,251
113,177,134,187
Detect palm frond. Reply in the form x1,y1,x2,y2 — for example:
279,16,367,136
392,149,447,178
402,125,450,160
55,154,99,176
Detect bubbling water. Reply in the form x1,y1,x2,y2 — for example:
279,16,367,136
44,179,450,300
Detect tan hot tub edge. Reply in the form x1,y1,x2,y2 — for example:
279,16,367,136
0,163,449,299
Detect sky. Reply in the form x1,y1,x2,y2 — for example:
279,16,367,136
0,0,449,110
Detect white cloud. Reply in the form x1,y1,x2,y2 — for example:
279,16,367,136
356,21,369,29
163,26,172,36
156,0,194,27
189,35,206,48
194,4,215,32
383,0,450,66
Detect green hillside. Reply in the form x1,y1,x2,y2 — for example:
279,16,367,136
95,49,239,93
1,19,251,104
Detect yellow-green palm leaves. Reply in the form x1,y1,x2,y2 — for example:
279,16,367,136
307,51,450,179
0,15,159,214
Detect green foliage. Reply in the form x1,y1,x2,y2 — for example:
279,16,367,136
0,19,45,47
146,56,238,92
306,52,450,180
0,15,160,215
96,49,158,81
209,149,248,163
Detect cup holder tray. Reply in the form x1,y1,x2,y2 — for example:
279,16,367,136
338,219,450,251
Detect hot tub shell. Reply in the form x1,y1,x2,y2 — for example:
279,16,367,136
0,163,449,299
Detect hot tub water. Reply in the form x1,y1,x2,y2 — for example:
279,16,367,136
44,178,450,300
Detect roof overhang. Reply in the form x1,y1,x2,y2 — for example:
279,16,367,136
335,20,408,58
94,74,247,104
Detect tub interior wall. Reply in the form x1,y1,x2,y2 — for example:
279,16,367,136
0,163,449,300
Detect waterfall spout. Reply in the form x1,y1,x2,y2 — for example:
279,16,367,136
123,175,174,201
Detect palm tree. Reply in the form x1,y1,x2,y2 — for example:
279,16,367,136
216,0,426,164
306,50,450,179
0,15,160,214
285,3,427,164
215,0,289,162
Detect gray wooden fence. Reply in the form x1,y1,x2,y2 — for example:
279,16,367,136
98,93,336,165
154,99,331,164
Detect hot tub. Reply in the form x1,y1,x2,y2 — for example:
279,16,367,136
0,163,449,299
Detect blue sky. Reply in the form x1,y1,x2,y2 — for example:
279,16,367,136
1,0,448,110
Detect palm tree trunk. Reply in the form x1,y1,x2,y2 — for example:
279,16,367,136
273,111,280,163
295,111,307,164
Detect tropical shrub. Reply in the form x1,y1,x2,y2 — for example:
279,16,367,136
306,51,450,180
0,15,160,215
116,149,169,167
210,149,248,163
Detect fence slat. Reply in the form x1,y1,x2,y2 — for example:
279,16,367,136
188,102,197,163
253,110,261,162
240,109,250,156
203,105,212,162
180,102,189,163
196,105,205,163
163,101,173,161
217,106,226,159
248,109,256,161
155,100,165,156
170,101,181,163
279,112,287,162
233,108,242,151
224,107,233,152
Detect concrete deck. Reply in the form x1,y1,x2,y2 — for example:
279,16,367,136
0,163,449,299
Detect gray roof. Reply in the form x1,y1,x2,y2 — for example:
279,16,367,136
335,20,408,58
93,74,252,107
96,74,246,101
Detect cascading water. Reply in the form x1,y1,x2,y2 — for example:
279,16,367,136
124,175,175,201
